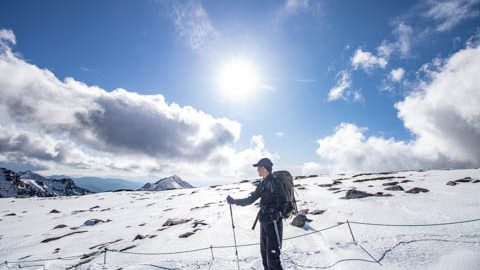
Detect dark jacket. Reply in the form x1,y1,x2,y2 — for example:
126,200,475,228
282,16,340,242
234,173,289,222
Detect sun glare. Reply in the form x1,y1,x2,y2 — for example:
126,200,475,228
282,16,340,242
216,58,260,102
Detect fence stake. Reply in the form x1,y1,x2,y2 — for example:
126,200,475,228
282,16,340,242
103,248,107,265
208,245,215,270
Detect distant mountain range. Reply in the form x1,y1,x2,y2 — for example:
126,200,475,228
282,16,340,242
0,167,194,198
49,175,143,193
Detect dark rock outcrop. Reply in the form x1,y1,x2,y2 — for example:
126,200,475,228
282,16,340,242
291,214,312,228
385,185,404,191
405,187,429,194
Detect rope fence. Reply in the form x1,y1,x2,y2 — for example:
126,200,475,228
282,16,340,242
2,217,480,269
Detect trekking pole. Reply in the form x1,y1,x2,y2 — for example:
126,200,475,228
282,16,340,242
273,217,282,250
229,204,241,270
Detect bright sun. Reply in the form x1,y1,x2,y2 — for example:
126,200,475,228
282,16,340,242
216,58,260,102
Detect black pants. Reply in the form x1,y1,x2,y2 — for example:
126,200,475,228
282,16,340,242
260,219,283,270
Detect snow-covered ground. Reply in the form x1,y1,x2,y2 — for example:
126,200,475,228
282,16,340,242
1,168,480,270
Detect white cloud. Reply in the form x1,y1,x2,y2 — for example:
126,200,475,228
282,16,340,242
327,71,351,101
314,41,480,172
301,161,325,175
351,48,388,71
0,29,15,45
276,132,285,138
424,0,480,32
327,71,364,103
390,68,406,82
0,29,272,184
393,22,413,56
377,21,413,60
283,0,322,15
162,0,218,51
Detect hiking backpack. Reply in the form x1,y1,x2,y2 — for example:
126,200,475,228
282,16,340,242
273,170,298,218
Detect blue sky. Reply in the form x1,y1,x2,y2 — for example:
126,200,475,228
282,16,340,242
0,0,479,185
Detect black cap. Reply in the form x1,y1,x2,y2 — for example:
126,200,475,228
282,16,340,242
252,158,273,168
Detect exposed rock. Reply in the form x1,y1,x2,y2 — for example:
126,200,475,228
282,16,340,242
332,180,342,185
446,181,457,186
83,219,105,226
119,245,136,252
162,218,192,227
89,239,122,250
309,210,326,215
473,180,480,183
353,176,406,183
319,184,333,188
401,180,414,183
16,255,32,261
53,248,60,254
352,172,395,178
385,185,404,191
192,220,208,228
291,214,312,228
53,224,68,229
374,192,393,197
4,213,16,216
239,180,250,183
72,209,88,214
41,231,87,243
133,234,145,241
382,181,399,186
454,177,473,183
341,189,374,199
179,232,195,238
405,187,429,194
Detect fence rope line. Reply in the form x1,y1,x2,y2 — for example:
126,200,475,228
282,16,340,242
376,238,480,263
349,217,480,227
2,217,480,269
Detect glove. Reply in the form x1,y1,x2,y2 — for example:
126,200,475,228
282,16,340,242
226,195,236,205
281,203,293,217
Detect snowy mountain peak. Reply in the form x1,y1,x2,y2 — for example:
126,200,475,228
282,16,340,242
17,170,49,181
0,168,91,198
138,175,194,191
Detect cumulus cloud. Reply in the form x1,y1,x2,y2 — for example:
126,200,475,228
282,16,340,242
423,0,480,32
328,71,351,101
161,0,218,51
351,48,388,71
0,29,271,184
0,29,15,46
313,41,480,173
390,68,406,82
327,71,363,102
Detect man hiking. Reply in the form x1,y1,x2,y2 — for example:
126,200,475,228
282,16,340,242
227,158,290,270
